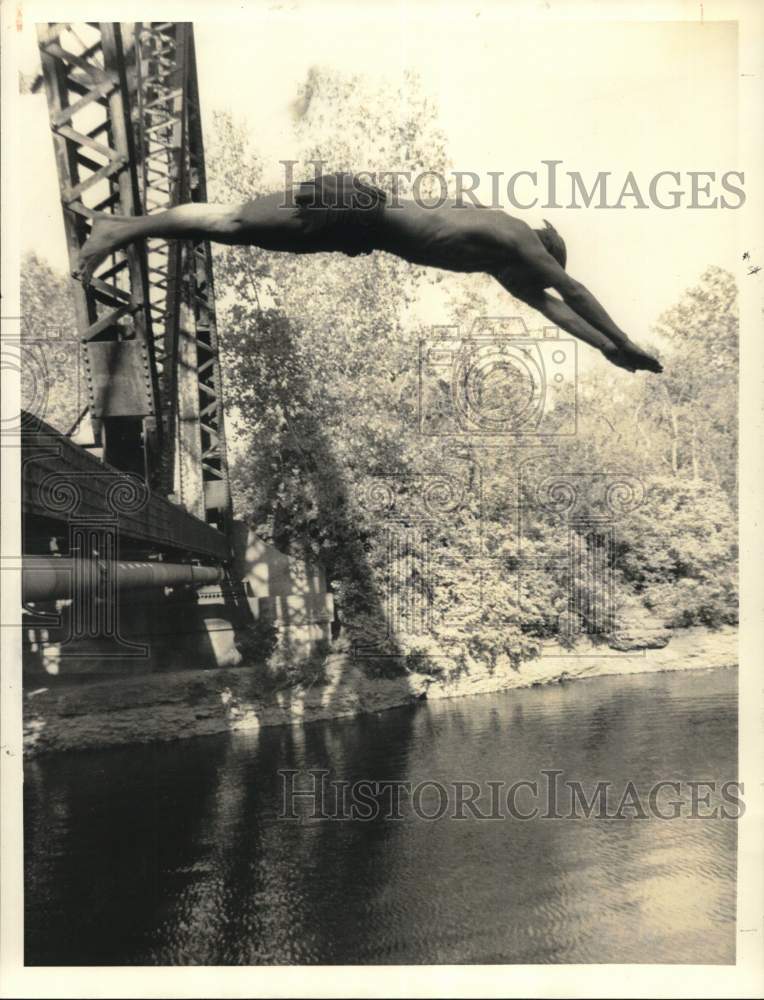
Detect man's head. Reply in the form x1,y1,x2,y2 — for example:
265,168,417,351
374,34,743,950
534,219,567,270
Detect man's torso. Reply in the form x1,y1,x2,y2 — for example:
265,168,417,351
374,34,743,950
251,174,530,276
374,198,524,274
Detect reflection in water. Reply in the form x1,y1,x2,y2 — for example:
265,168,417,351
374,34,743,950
25,667,737,965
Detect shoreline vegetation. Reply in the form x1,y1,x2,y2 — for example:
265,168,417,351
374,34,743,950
23,624,737,756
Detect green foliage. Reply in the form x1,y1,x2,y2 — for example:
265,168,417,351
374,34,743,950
617,477,738,628
235,615,279,667
290,67,451,200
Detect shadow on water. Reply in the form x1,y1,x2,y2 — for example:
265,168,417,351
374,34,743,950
24,703,421,965
23,737,232,965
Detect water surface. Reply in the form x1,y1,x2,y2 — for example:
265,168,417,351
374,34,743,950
25,667,737,964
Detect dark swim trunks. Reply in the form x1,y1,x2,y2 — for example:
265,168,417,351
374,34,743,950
294,172,387,257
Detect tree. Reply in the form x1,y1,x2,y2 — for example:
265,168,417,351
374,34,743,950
209,72,740,664
646,266,738,497
208,73,462,666
617,477,738,628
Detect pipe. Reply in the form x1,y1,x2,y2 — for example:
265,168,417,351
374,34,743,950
22,557,223,603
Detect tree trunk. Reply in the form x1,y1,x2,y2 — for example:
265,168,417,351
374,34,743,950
669,407,679,475
690,415,699,480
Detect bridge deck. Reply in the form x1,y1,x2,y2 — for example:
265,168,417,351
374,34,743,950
22,415,231,561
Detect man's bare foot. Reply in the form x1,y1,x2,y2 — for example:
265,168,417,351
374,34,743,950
618,342,663,374
72,217,127,285
602,341,662,374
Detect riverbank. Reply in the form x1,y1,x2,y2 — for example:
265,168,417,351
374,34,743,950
23,625,737,755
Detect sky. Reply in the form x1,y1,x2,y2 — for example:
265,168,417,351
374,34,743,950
17,10,741,354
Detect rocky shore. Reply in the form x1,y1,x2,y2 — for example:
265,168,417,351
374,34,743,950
23,625,737,756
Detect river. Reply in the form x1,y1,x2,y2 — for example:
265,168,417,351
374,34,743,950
24,666,737,965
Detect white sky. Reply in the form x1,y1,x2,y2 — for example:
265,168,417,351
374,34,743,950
17,11,740,346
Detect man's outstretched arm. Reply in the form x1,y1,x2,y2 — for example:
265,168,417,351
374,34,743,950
513,232,632,349
500,228,662,373
493,279,633,368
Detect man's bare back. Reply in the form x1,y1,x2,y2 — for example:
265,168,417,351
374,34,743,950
75,172,662,374
374,199,517,272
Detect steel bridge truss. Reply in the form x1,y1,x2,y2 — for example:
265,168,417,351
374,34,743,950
36,21,231,534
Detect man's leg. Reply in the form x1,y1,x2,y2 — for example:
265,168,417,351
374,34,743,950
74,192,308,284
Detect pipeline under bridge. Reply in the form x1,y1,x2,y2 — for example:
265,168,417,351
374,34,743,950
22,558,224,603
